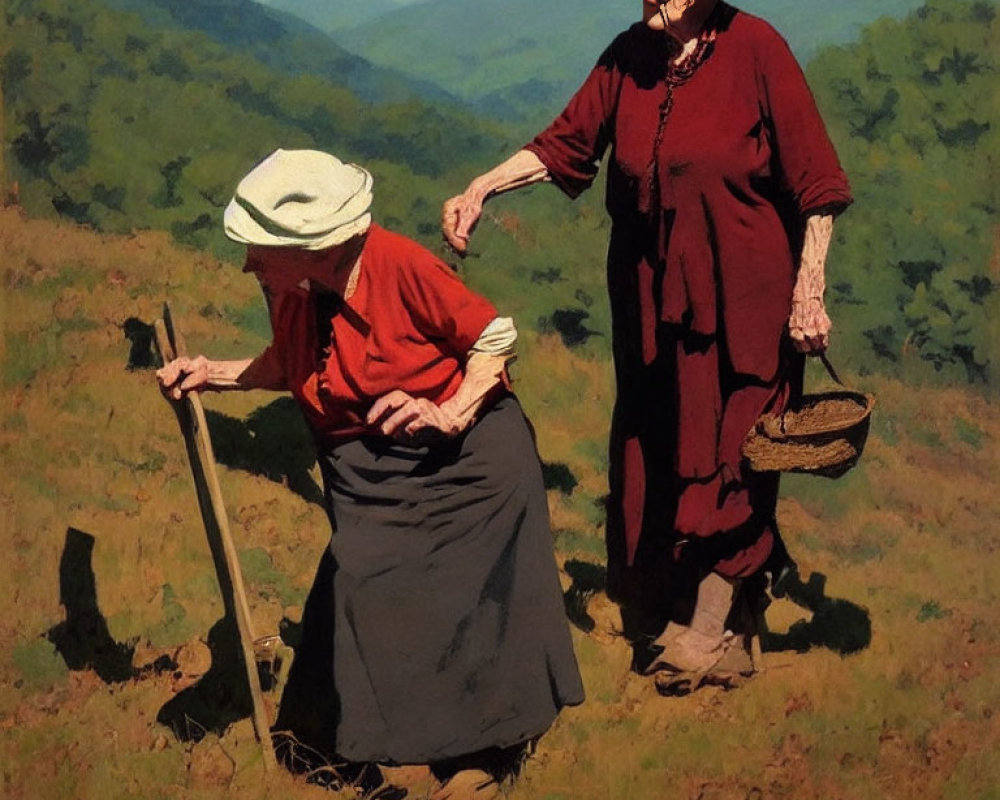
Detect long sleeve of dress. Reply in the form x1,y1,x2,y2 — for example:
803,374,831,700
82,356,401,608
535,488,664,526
524,40,626,198
755,31,853,217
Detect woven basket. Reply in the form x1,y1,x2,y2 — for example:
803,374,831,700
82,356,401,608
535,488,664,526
741,389,875,478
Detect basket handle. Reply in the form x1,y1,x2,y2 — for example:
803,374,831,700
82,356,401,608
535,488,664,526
778,352,845,436
818,352,844,386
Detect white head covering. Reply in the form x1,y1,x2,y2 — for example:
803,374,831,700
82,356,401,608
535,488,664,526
223,149,373,250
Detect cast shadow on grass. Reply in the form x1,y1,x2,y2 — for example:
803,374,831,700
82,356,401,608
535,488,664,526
204,397,325,507
762,567,872,655
120,326,323,507
561,557,872,657
123,317,158,371
541,461,578,495
157,614,255,742
46,527,176,683
563,559,607,634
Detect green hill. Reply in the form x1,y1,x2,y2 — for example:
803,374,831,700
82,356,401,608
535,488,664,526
252,0,407,35
100,0,459,105
806,0,999,386
0,0,514,256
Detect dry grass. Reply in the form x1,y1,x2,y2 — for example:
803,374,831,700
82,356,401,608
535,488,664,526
2,208,999,799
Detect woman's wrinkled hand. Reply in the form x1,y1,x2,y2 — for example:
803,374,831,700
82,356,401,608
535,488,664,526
367,390,464,442
156,355,210,401
788,298,831,354
441,192,483,256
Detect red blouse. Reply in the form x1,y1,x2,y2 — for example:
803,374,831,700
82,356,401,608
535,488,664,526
256,224,498,444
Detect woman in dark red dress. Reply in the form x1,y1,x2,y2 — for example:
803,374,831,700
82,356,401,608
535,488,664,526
443,0,851,691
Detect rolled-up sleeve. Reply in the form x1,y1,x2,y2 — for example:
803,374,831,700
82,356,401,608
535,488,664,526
525,44,624,199
241,342,289,391
758,32,853,217
470,316,517,357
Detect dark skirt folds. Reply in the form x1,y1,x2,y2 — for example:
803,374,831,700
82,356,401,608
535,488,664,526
275,395,584,764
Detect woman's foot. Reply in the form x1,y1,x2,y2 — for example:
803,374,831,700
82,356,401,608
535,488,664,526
651,635,756,695
648,626,736,673
643,571,760,694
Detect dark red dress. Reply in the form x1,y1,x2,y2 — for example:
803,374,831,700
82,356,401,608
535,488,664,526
525,4,851,627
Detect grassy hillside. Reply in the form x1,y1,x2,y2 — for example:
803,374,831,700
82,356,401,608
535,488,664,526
1,206,999,799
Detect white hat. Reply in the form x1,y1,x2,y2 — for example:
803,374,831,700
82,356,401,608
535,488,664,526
223,149,373,250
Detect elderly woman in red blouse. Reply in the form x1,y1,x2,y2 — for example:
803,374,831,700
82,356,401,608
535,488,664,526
158,149,583,799
443,0,852,692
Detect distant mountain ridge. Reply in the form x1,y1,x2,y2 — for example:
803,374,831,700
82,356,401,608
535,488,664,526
272,0,927,123
252,0,409,32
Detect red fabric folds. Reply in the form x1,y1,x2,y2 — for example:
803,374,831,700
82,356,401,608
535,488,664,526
526,5,850,585
261,225,497,445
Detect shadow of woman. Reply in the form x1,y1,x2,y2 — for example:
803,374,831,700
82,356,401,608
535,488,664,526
46,527,176,684
761,566,872,655
562,559,608,634
562,556,872,660
204,397,324,507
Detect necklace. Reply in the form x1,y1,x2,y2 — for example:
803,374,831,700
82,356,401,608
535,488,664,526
638,19,720,216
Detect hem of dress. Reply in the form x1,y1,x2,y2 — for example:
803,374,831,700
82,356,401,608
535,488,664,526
335,696,584,766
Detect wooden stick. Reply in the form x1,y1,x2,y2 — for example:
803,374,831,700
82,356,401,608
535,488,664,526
154,306,277,772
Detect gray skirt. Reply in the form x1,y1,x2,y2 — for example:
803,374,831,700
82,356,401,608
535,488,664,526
275,395,584,764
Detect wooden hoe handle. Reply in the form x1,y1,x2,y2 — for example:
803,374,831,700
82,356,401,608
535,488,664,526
154,303,277,773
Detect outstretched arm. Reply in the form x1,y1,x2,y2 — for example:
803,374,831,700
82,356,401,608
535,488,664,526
156,348,286,400
441,149,550,255
789,214,834,354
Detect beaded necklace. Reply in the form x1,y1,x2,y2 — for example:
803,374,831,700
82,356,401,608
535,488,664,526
639,19,721,216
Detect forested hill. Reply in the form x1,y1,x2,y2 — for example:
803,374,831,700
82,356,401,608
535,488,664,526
253,0,405,35
0,0,996,388
0,0,512,255
806,0,998,386
99,0,457,105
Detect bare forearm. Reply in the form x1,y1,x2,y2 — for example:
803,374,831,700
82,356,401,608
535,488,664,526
443,150,549,253
195,358,256,390
794,214,834,303
465,149,550,203
788,214,835,353
439,353,510,431
157,349,285,399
